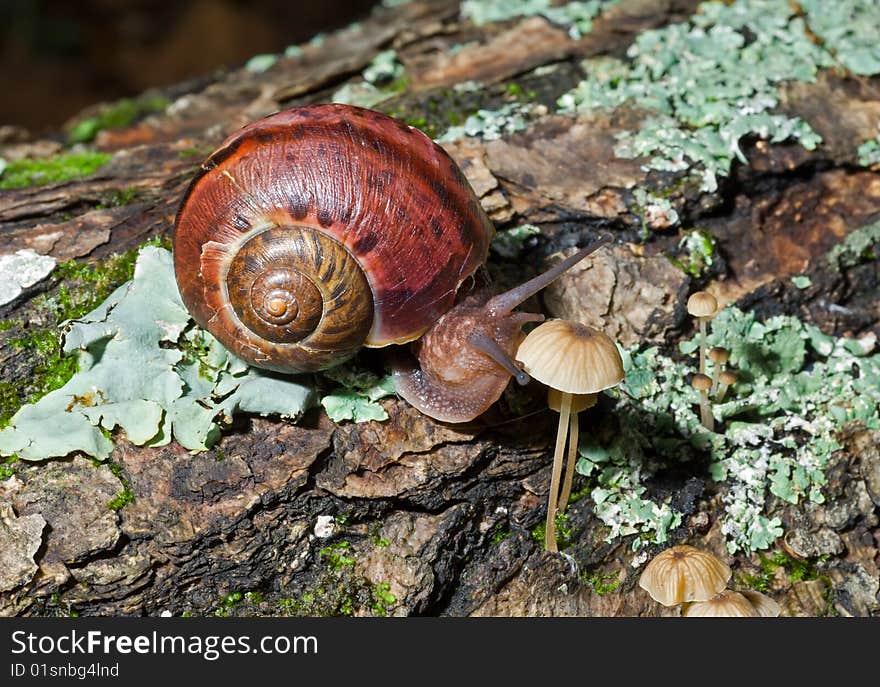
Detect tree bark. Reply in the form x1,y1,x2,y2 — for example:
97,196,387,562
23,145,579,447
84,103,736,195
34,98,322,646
1,0,878,617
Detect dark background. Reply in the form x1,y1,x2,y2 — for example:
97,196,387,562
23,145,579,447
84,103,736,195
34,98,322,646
0,0,380,134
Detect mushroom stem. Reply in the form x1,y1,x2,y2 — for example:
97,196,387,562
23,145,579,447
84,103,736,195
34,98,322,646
699,318,708,375
545,391,572,553
558,410,580,513
716,381,730,403
699,389,714,432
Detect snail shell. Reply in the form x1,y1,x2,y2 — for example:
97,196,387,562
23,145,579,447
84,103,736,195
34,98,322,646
173,104,494,373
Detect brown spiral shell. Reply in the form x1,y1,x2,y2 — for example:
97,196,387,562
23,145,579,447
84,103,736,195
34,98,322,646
173,104,494,373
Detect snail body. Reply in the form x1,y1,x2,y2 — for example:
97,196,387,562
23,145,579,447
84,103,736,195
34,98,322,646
174,104,609,423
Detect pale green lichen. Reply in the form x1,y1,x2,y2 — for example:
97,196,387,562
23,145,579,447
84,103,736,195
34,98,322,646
490,223,541,258
362,50,405,86
632,188,680,231
857,134,880,167
0,247,314,461
245,54,279,73
826,217,880,271
437,102,535,142
667,229,717,278
556,0,880,191
320,366,396,423
461,0,619,39
797,0,880,75
790,275,812,289
332,50,406,109
577,303,879,554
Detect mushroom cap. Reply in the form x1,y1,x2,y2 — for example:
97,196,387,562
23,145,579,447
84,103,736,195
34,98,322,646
691,373,713,391
683,590,759,617
741,590,781,618
709,346,729,363
548,389,597,413
719,370,738,385
687,291,718,318
515,319,624,395
638,545,731,606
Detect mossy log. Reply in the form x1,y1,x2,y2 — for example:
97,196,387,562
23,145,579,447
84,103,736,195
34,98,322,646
1,0,878,617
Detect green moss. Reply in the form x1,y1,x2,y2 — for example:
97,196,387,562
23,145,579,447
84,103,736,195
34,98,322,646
383,86,486,140
505,82,537,100
531,512,574,549
490,526,511,544
107,487,134,511
0,151,112,190
0,383,23,430
277,581,361,617
567,482,592,505
67,95,170,144
95,187,140,209
8,328,78,404
371,582,397,617
761,551,826,582
46,591,80,618
101,459,135,511
0,454,18,480
276,536,396,617
178,145,215,159
582,570,622,595
319,540,356,571
244,591,264,604
194,590,269,616
213,591,244,617
740,550,830,593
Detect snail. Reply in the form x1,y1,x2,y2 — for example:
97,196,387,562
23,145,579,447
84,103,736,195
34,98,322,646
173,104,609,423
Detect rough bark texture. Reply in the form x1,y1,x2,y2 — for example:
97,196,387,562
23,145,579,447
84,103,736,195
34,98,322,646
1,0,878,617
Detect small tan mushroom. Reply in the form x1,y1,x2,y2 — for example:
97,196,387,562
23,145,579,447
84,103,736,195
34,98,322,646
687,291,718,374
683,590,759,617
716,370,737,403
516,320,623,552
741,590,781,617
639,545,731,606
708,346,729,395
691,373,714,432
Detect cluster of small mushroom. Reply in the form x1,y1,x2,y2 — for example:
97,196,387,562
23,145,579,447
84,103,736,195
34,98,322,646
686,291,737,432
515,319,625,552
639,545,780,617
